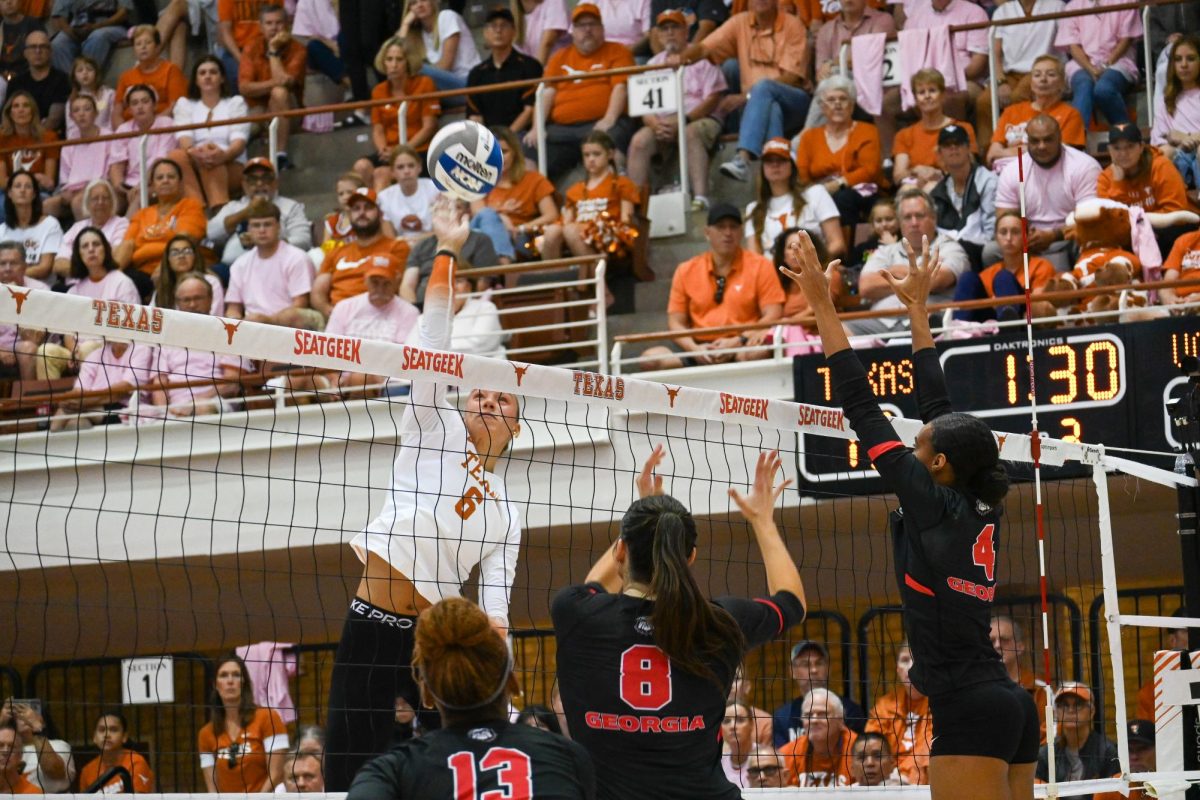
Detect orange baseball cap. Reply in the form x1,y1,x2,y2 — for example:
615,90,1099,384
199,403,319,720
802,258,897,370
363,254,401,281
761,137,792,159
1055,681,1092,705
656,9,686,26
243,156,276,174
572,2,601,22
348,186,378,205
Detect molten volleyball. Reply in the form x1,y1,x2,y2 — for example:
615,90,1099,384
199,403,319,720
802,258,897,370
426,120,503,202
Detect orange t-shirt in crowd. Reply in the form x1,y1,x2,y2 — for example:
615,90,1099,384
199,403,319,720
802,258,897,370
795,121,883,187
217,0,268,52
239,37,308,104
20,0,48,17
116,60,187,119
485,169,556,227
125,196,207,273
565,172,640,223
667,248,785,340
544,41,635,126
1,129,60,178
1136,679,1154,721
5,773,41,793
79,750,156,793
197,707,288,793
701,10,810,92
1097,151,1190,214
991,99,1087,148
979,257,1057,296
322,235,411,305
779,730,858,787
371,77,441,151
894,119,978,168
866,690,932,785
1164,229,1200,298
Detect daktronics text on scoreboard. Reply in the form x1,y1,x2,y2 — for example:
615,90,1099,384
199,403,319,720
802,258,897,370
792,317,1200,495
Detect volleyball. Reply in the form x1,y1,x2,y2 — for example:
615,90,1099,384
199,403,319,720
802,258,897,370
427,120,503,202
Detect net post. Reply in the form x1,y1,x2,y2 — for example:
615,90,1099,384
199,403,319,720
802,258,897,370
1094,460,1133,783
398,100,409,145
268,117,279,167
675,65,688,204
987,25,1000,129
535,82,547,177
137,134,149,210
595,259,609,374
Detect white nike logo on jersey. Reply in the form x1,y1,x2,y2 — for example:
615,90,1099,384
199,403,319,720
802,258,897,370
336,256,372,271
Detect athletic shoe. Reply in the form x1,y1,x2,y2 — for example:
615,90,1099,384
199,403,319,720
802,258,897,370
719,155,749,181
691,196,709,211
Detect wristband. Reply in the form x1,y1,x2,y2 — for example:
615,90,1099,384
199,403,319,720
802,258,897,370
435,249,458,260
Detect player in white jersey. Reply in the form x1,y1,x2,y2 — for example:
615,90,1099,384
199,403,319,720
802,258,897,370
326,197,524,791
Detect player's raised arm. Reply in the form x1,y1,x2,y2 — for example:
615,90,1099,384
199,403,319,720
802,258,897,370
882,237,954,423
421,195,471,349
585,446,667,592
728,451,806,613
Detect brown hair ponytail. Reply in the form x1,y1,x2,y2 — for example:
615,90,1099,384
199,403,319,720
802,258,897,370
413,598,515,724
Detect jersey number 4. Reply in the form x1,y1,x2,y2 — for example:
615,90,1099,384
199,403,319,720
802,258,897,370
972,524,996,582
447,748,532,800
620,644,672,711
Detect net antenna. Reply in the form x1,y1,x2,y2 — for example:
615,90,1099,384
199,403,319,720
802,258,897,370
1016,145,1058,785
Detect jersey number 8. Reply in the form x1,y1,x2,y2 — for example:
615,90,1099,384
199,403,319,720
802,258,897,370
447,747,532,800
620,645,672,711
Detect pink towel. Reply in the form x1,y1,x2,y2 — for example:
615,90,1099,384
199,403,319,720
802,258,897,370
236,642,298,724
1126,204,1162,275
926,26,963,93
897,28,928,110
851,32,888,116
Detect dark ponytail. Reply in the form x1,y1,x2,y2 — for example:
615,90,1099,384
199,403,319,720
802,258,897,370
621,495,744,685
930,413,1010,507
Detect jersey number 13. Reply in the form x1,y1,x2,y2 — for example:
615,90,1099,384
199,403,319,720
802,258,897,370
447,748,532,800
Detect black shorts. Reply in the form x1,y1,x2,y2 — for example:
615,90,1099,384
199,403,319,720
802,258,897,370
929,679,1039,763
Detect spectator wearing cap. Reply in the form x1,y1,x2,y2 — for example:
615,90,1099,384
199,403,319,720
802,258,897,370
1094,721,1155,800
1055,0,1142,131
794,76,884,228
466,7,543,134
312,187,412,318
778,688,857,787
893,69,978,192
238,4,306,172
47,0,131,78
929,123,996,271
987,54,1087,170
865,644,932,785
649,0,731,55
108,85,178,214
1036,682,1119,793
208,157,312,271
639,203,783,371
526,3,636,180
324,255,419,389
1135,612,1187,720
676,0,810,183
626,9,726,211
771,640,866,747
995,114,1100,272
976,0,1065,148
899,0,989,125
744,137,843,258
1099,122,1198,256
591,0,652,54
848,188,969,337
112,25,187,124
225,199,324,331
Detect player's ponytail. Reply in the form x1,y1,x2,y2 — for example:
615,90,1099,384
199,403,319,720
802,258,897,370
413,598,515,724
931,413,1010,508
622,496,744,686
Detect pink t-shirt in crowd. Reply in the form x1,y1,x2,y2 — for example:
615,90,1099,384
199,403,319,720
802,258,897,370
1152,87,1200,146
226,242,314,317
593,0,651,48
59,136,115,192
291,0,337,37
0,276,48,351
903,0,989,83
646,50,727,116
155,345,245,407
1054,0,1142,83
325,292,419,343
59,216,131,260
112,117,179,188
996,147,1101,229
76,341,156,397
67,269,141,305
518,0,570,61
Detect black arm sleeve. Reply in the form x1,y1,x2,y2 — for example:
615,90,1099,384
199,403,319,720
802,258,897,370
346,753,403,800
827,349,946,529
913,347,954,423
715,590,806,650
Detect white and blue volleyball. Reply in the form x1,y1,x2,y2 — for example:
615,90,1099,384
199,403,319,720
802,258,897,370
427,120,503,202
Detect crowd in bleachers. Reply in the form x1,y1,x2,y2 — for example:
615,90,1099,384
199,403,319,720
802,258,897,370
0,611,1179,792
0,0,1194,409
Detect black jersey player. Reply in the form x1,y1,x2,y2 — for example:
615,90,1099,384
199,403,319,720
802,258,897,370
347,597,594,800
552,448,807,800
782,231,1038,800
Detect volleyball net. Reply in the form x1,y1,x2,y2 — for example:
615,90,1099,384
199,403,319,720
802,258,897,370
0,288,1196,798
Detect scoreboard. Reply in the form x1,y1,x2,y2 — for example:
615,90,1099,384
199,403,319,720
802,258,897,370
792,317,1200,495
